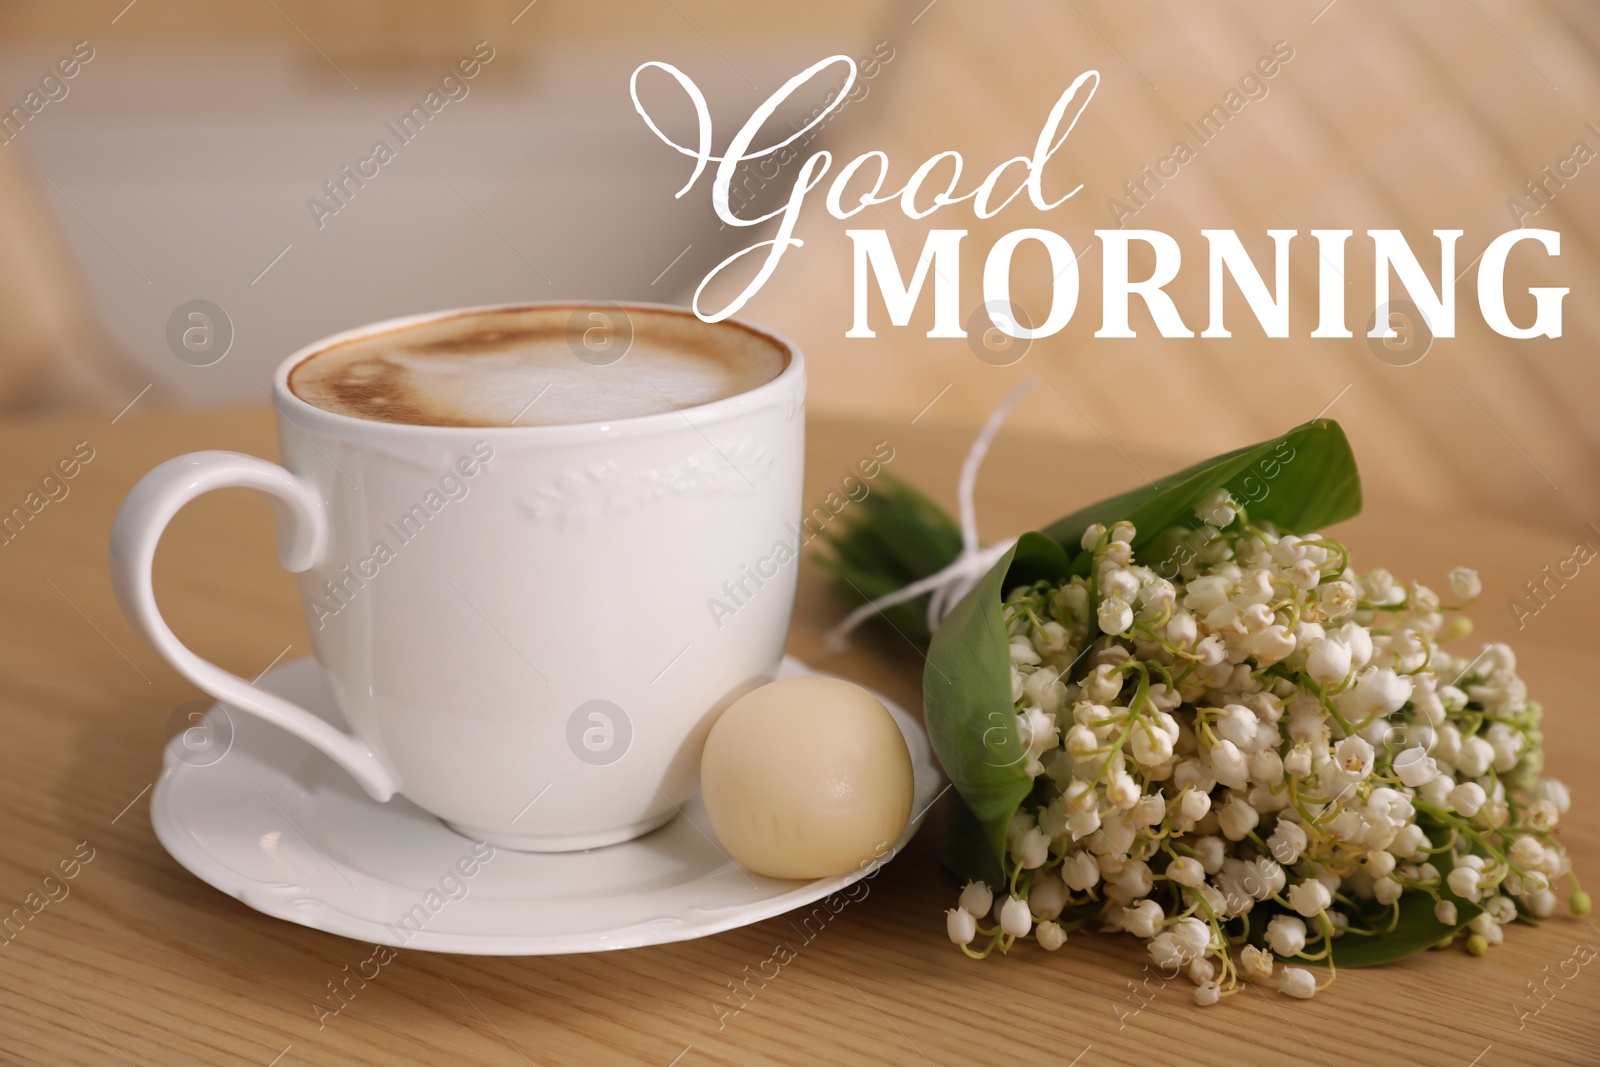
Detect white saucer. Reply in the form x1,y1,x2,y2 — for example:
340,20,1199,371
150,656,940,955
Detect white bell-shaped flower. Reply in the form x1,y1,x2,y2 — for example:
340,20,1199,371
1266,914,1307,956
946,908,977,945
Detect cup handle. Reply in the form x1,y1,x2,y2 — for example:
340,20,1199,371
110,451,399,801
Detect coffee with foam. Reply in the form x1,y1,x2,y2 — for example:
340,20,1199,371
288,305,788,427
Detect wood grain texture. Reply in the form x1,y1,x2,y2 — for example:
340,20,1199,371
0,406,1595,1066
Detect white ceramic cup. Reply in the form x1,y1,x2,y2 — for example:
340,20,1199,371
111,302,805,851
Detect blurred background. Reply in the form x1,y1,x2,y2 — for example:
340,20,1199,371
0,0,1595,535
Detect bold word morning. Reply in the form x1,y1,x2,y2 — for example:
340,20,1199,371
632,56,1568,341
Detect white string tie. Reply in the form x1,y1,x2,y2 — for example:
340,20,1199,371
826,376,1038,653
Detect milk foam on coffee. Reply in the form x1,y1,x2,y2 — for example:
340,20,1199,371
288,305,787,427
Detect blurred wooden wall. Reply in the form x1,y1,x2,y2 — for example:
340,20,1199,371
1,0,1595,536
0,0,888,407
0,146,142,410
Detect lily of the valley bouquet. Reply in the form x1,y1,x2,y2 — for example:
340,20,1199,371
823,418,1584,1006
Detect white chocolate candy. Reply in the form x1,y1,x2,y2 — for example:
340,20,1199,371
700,676,914,880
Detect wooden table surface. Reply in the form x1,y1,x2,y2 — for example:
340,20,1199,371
0,405,1595,1067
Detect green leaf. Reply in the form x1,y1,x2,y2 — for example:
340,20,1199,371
1324,889,1482,968
1245,889,1482,968
1006,530,1070,589
821,420,1360,651
941,789,1007,888
1042,418,1361,574
922,541,1033,867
